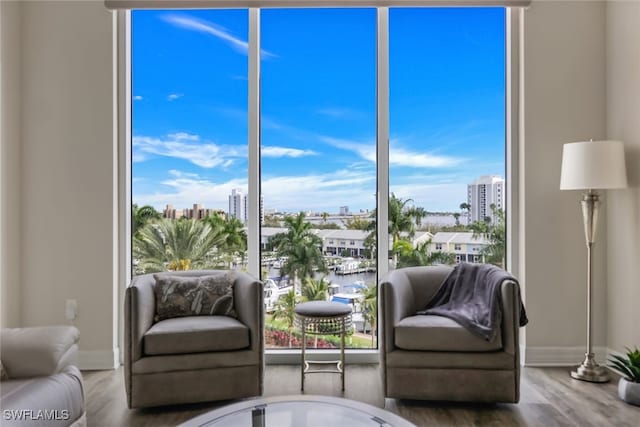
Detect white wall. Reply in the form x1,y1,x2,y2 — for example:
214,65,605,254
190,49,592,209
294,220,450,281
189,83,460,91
1,0,22,329
522,1,609,364
19,1,118,367
605,1,640,352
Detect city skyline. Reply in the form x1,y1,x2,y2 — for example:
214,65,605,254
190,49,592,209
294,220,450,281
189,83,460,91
132,8,505,213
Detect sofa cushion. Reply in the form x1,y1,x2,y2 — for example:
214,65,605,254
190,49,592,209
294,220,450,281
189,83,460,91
395,315,502,352
0,326,79,378
153,272,237,321
143,316,250,356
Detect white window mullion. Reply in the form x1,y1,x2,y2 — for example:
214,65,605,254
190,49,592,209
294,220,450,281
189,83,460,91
247,8,261,279
506,7,520,277
377,7,390,278
117,9,132,365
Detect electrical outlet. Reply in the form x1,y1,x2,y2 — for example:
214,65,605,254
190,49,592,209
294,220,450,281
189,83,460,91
65,299,77,320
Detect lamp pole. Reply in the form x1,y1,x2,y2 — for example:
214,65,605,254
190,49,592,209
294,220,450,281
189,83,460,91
570,190,609,383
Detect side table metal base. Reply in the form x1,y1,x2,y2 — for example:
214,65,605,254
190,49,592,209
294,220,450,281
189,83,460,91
294,302,352,393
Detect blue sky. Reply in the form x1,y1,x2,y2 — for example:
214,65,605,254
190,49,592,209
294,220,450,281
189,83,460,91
132,7,505,214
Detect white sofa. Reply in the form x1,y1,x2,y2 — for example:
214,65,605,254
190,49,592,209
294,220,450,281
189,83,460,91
0,326,86,426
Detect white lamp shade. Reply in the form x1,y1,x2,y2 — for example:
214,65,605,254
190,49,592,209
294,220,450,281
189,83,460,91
560,140,628,190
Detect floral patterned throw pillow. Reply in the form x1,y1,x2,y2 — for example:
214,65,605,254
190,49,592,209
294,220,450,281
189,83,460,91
153,272,237,321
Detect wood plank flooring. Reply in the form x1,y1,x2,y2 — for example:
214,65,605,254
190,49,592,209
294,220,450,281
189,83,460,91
83,365,640,426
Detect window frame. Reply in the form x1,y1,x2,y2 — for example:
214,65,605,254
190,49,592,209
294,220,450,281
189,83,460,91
118,6,521,364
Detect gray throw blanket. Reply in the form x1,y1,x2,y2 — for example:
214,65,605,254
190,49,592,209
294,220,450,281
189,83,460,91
417,263,528,342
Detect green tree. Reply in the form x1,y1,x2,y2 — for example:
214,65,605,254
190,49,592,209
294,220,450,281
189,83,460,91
453,212,461,226
301,276,329,301
203,215,247,267
263,215,281,227
270,212,327,291
364,193,427,265
343,216,372,230
469,204,505,268
362,285,378,347
321,212,329,224
272,289,299,348
132,204,161,238
133,219,225,273
367,194,427,267
396,240,456,268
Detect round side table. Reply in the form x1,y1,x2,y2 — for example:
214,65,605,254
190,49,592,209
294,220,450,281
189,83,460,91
294,301,353,391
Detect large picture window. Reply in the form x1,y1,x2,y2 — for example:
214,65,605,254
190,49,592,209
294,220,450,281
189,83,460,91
389,8,506,270
131,9,249,275
128,6,508,355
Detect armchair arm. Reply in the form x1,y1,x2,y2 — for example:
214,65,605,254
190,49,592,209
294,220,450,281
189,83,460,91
379,269,416,354
499,279,521,357
125,274,156,364
233,272,263,353
0,326,79,378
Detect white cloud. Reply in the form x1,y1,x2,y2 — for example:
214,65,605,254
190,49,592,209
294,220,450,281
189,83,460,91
134,173,246,211
133,95,143,101
262,146,317,158
133,169,376,213
262,169,376,212
162,14,276,59
133,133,246,168
167,93,183,101
319,136,464,168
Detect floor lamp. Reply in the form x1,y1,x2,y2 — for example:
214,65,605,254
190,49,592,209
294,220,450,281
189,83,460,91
560,140,628,383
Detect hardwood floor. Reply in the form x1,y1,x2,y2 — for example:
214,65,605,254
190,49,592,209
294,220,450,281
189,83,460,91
83,365,640,426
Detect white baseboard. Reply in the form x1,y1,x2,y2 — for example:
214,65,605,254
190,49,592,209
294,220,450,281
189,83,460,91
523,346,609,366
79,348,120,370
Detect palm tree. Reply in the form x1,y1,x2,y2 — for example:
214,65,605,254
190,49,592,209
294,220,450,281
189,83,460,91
363,194,428,266
453,212,461,226
132,204,161,238
396,240,456,268
272,289,299,347
301,276,329,301
362,285,378,347
133,218,225,273
203,215,247,267
469,205,506,268
270,212,327,292
321,212,329,224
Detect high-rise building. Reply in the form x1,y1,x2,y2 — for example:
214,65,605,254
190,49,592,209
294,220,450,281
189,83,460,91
467,175,504,223
228,190,264,225
229,188,246,224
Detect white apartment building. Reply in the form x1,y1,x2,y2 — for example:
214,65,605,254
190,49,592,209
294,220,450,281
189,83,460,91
467,175,505,223
228,189,264,225
229,189,246,224
429,232,490,264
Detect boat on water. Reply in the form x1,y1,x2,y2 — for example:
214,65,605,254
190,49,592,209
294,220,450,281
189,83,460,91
264,279,294,312
330,281,372,333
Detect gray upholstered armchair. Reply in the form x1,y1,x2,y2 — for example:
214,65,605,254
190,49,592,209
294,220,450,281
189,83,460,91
124,270,263,408
380,265,522,403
